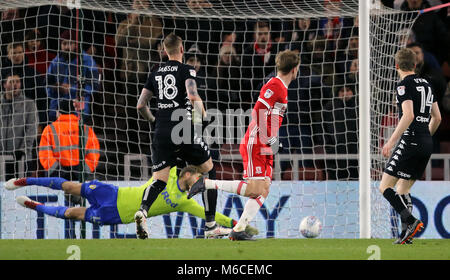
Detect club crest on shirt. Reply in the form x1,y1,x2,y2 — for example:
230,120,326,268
264,89,274,98
189,69,196,77
397,86,405,96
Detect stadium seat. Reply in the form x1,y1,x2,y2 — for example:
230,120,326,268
281,167,324,181
440,141,450,153
219,144,241,154
421,167,445,181
215,162,243,180
431,167,444,181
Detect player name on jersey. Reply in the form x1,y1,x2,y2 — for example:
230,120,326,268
158,65,179,72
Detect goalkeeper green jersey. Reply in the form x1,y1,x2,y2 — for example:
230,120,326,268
115,167,234,227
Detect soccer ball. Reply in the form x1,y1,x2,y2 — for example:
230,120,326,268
299,216,322,238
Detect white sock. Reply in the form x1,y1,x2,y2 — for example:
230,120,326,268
233,195,265,232
205,179,247,196
205,221,216,228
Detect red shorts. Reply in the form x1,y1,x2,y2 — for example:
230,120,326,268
240,141,273,180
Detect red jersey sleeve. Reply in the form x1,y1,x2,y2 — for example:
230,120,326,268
254,79,288,144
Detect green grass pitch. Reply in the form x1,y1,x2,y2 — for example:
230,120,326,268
0,239,449,260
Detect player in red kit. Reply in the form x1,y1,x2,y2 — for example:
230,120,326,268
188,50,300,240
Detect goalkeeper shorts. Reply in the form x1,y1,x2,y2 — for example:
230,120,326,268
81,180,122,225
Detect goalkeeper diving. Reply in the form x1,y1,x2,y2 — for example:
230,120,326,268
4,165,258,238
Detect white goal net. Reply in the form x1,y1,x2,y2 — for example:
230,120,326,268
0,0,419,239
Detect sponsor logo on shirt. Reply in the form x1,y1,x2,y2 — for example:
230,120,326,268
397,86,405,96
160,190,179,208
416,116,430,123
264,89,274,99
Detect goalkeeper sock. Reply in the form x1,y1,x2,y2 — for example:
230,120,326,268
26,177,67,190
140,179,166,216
383,188,416,225
35,204,68,219
203,169,218,227
205,180,248,196
234,195,265,232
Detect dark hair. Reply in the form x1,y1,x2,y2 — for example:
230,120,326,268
179,165,200,178
58,99,77,115
25,29,44,41
406,42,423,50
163,33,183,56
254,20,270,31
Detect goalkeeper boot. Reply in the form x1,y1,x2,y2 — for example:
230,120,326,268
134,210,149,240
205,224,232,239
187,177,206,199
228,230,256,241
4,178,28,190
16,196,42,210
400,219,423,245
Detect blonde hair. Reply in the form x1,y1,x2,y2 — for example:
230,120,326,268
219,45,237,58
179,165,200,178
395,48,416,71
276,50,300,74
163,33,183,56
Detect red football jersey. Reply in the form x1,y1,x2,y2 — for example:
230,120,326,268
243,76,288,148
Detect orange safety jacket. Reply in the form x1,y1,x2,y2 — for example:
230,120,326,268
39,114,100,174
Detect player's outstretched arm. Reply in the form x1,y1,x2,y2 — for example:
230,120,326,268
186,78,206,121
429,102,442,136
137,88,156,122
382,100,414,157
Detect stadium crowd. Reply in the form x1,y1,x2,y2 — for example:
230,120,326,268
0,0,449,181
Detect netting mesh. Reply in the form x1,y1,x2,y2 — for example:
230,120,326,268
0,0,419,239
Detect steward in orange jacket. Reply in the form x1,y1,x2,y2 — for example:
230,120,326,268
39,99,100,180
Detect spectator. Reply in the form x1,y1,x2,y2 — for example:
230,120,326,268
24,28,56,75
322,84,359,180
39,99,100,181
186,44,208,103
1,42,47,128
400,0,448,64
407,43,447,108
346,58,359,84
115,0,163,86
241,20,283,93
304,35,335,87
335,35,358,74
0,73,38,180
208,44,246,111
398,29,441,71
47,29,100,124
221,31,237,48
0,8,25,57
115,0,162,153
287,18,318,53
443,81,450,114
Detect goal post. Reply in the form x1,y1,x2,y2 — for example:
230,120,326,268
358,0,371,239
0,0,422,239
